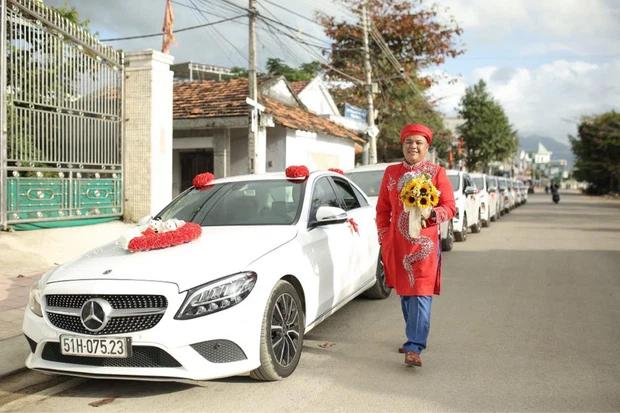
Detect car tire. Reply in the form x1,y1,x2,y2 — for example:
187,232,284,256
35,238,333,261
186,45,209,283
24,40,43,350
441,221,454,251
250,280,305,381
362,255,392,299
454,214,467,242
471,211,482,233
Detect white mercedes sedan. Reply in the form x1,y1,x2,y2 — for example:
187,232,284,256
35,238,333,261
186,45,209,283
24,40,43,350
23,170,389,382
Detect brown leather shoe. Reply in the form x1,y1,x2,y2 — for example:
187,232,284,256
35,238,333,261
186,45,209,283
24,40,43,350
398,346,405,354
405,351,422,367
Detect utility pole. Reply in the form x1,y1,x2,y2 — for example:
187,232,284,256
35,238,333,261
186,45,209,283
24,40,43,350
247,0,258,173
361,1,377,164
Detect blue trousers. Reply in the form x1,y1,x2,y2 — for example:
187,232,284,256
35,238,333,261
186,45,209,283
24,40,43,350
400,295,433,353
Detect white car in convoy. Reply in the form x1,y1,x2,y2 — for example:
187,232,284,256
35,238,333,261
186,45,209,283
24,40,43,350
498,177,513,213
346,163,455,252
23,170,389,382
446,170,481,242
485,175,503,220
470,173,499,227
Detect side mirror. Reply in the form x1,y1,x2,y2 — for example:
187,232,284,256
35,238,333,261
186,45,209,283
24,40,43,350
313,206,347,227
464,186,476,196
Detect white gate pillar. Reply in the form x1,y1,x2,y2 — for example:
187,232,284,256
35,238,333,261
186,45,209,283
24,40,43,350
123,50,174,222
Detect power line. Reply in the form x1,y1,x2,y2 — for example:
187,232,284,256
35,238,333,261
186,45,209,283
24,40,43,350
99,14,246,42
172,0,240,21
260,0,324,27
188,0,249,63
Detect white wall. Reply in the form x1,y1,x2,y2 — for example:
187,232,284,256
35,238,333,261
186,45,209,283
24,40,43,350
230,128,248,176
266,126,287,172
298,78,340,116
285,129,355,171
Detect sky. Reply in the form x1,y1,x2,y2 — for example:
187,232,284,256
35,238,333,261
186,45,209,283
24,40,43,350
46,0,620,145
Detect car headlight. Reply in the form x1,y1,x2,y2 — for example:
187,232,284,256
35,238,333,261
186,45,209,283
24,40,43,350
28,285,43,317
175,272,257,320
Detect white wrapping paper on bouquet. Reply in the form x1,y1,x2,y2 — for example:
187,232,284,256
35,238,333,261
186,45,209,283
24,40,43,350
406,206,432,239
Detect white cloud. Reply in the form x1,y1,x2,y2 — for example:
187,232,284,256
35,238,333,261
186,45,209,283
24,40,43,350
429,59,620,142
440,0,620,55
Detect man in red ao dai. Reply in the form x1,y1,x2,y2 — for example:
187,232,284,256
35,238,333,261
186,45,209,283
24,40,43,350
376,123,456,367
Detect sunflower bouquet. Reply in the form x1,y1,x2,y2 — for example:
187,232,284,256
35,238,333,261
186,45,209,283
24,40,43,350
399,174,440,238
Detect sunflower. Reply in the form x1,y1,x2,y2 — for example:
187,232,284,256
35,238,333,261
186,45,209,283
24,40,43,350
401,190,417,209
429,192,439,206
418,182,431,196
417,195,431,208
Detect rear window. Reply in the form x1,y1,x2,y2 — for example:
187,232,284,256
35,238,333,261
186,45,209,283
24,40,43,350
448,174,460,191
472,177,484,190
345,170,384,198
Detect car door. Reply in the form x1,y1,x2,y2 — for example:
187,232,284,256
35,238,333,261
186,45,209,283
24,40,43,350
330,177,378,294
301,176,357,315
463,174,478,225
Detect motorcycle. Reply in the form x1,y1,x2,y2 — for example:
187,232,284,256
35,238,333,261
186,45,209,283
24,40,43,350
552,193,560,204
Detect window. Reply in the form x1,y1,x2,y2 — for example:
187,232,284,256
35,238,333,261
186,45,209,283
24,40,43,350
156,180,304,226
331,178,362,211
309,177,341,222
350,185,369,207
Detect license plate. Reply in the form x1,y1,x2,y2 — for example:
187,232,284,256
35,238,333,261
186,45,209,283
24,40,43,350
60,335,131,358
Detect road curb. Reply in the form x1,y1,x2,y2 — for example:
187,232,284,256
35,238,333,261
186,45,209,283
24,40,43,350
0,334,29,379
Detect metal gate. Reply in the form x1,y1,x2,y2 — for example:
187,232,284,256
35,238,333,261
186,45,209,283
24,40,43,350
0,0,123,229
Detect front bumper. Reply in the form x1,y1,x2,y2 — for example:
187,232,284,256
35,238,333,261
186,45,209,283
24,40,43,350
23,279,264,381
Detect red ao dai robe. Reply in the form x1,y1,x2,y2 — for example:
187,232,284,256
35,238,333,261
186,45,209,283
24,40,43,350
376,161,456,296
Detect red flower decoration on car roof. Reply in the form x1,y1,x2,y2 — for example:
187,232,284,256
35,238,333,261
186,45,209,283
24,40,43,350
193,172,215,189
328,168,344,175
285,165,309,180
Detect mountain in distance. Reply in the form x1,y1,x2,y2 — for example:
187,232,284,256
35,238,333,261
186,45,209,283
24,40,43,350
519,135,575,169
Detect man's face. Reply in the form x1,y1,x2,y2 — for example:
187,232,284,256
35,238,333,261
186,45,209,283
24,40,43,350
402,134,429,164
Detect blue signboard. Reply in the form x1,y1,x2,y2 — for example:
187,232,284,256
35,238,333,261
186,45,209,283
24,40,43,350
344,103,368,122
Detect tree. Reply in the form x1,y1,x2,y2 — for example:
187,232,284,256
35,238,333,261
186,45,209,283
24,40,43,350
265,58,321,81
570,111,620,194
457,80,518,171
317,0,464,162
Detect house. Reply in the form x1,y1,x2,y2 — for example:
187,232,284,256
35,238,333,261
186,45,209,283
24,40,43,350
290,76,369,138
533,142,552,164
172,76,365,195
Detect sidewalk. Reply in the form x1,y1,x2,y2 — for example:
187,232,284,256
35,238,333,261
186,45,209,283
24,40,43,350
0,220,133,377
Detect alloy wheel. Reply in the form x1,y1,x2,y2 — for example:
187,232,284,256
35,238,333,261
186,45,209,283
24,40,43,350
270,293,301,367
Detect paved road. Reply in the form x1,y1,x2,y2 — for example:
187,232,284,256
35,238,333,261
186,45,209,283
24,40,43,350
2,192,619,412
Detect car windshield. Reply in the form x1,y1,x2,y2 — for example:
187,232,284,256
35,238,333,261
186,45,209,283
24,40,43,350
345,170,384,198
472,177,484,190
448,174,460,191
486,177,496,188
498,179,507,189
155,179,305,226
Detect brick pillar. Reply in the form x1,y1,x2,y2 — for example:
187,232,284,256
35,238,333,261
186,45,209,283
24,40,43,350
123,50,174,222
214,128,231,178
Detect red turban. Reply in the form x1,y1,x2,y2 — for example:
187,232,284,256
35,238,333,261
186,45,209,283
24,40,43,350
400,123,433,145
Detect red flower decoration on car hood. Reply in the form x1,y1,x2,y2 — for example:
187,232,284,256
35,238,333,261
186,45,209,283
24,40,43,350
127,222,202,252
